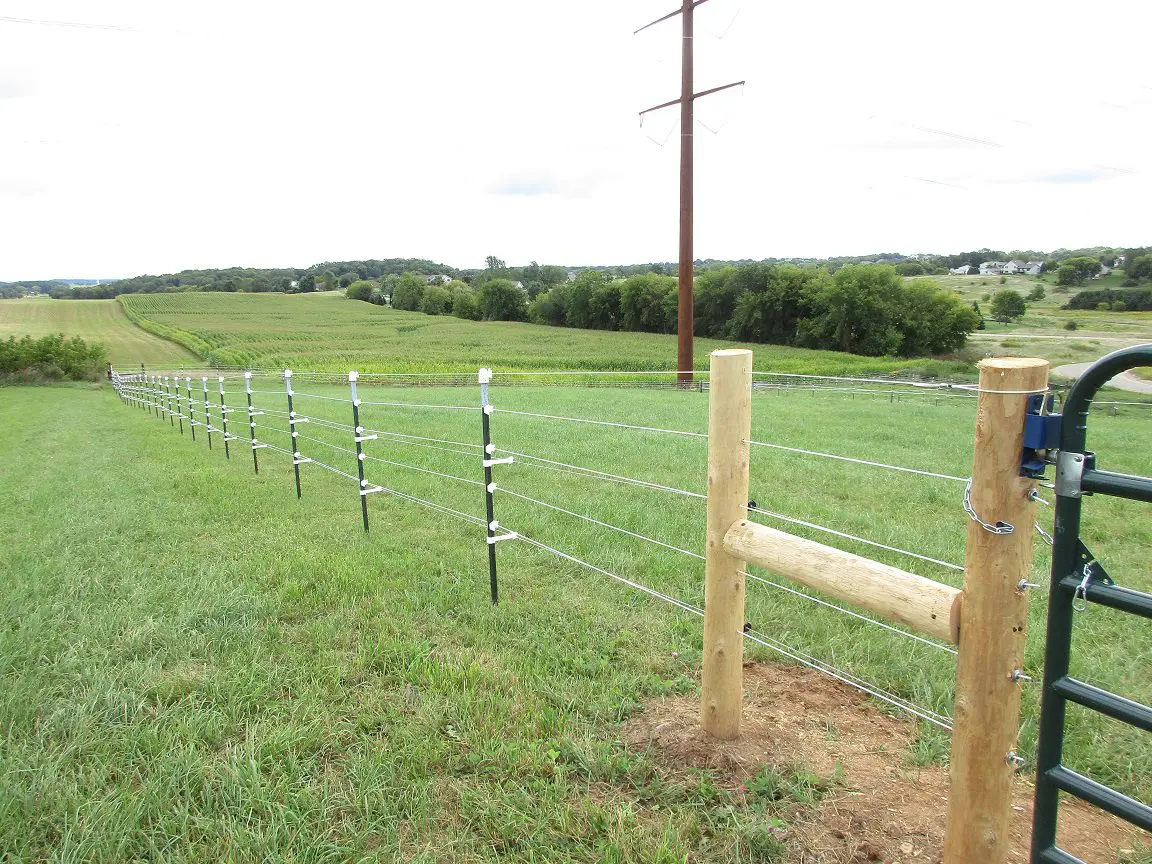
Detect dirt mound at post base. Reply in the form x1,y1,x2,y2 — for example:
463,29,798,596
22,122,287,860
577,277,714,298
622,663,1146,863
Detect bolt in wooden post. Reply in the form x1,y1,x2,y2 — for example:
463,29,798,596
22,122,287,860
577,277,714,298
944,357,1048,864
701,348,753,740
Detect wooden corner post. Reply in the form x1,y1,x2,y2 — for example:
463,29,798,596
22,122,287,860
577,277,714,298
701,348,753,739
944,357,1049,864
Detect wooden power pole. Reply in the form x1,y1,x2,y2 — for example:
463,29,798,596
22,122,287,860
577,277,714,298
637,0,743,384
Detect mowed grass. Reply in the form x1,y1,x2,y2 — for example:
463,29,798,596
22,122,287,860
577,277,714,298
118,291,972,378
0,298,197,366
2,380,1149,861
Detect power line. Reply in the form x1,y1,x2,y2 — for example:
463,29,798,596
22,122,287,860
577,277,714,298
0,14,139,32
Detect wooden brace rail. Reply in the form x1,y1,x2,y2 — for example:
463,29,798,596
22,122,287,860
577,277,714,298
723,519,962,644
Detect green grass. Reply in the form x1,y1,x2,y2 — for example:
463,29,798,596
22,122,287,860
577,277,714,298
927,274,1152,370
3,378,1149,861
117,292,973,378
0,298,197,367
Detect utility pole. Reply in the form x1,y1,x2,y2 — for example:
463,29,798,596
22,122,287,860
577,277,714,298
637,0,743,385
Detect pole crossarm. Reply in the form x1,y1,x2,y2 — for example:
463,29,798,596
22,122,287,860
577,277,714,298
638,81,747,117
632,0,711,35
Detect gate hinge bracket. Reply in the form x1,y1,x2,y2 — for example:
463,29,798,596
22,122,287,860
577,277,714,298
1055,450,1094,498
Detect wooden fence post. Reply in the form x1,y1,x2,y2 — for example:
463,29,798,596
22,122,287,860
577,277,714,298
944,357,1049,864
701,348,753,739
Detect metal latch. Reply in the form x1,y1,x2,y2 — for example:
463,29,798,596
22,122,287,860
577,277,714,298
1021,394,1062,478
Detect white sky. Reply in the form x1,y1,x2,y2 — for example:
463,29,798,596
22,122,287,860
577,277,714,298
1,0,1149,279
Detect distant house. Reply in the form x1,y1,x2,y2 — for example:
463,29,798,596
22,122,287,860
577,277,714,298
566,270,578,282
949,265,974,275
1024,261,1044,276
425,274,452,285
1096,265,1112,278
979,261,1006,275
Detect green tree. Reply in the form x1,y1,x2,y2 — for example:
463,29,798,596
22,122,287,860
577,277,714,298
620,274,677,333
798,265,903,356
728,265,822,344
297,273,316,293
990,289,1026,322
1027,285,1046,302
319,270,337,292
479,279,526,321
529,286,568,326
897,279,980,355
1056,256,1102,286
693,267,743,338
894,261,926,277
337,271,359,289
345,280,375,302
449,283,480,320
588,281,622,330
563,271,606,329
539,265,567,287
1126,255,1152,283
420,285,452,315
391,272,426,311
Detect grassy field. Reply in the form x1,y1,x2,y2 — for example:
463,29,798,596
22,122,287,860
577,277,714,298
117,291,975,379
2,375,1149,861
930,273,1152,371
0,298,197,367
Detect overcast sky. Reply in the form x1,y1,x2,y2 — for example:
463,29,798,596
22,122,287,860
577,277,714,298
1,0,1149,279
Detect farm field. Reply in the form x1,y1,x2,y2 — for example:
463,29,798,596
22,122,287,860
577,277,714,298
932,273,1152,372
2,373,1149,862
0,297,197,366
117,291,975,379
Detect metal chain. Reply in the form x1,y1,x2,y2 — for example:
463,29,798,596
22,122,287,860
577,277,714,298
962,478,1015,535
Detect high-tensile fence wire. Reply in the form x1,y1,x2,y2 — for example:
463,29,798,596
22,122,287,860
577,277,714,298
111,366,1036,734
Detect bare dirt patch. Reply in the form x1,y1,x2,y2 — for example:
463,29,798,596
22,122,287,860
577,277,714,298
622,663,1147,863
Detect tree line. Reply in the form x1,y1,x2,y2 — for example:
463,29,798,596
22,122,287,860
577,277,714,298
349,263,980,359
12,245,1149,302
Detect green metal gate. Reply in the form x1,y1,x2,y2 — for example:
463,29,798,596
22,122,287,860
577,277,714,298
1031,345,1152,863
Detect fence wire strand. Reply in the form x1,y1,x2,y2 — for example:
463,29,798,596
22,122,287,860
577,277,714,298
747,438,967,482
515,531,952,730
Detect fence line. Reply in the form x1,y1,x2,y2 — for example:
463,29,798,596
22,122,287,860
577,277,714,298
113,359,1055,831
